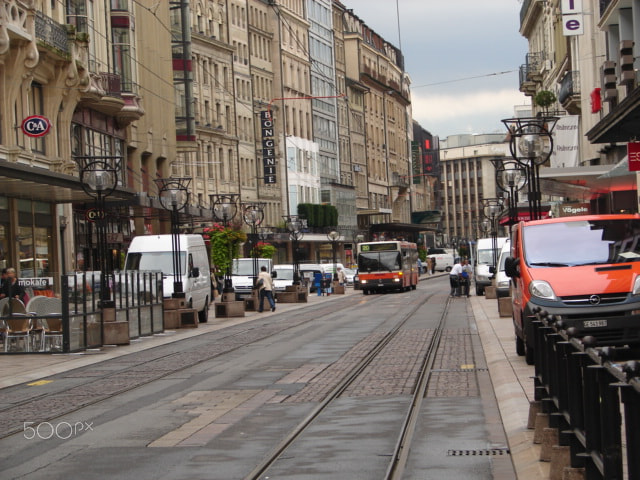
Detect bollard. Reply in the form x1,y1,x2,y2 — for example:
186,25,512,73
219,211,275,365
533,412,549,444
527,400,542,429
540,426,558,462
549,445,570,480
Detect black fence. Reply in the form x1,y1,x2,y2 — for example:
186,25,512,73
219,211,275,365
1,270,163,354
532,312,640,479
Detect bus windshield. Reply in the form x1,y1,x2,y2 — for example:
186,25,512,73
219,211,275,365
358,251,402,272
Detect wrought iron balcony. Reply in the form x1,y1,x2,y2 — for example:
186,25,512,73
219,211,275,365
559,71,580,114
35,11,70,57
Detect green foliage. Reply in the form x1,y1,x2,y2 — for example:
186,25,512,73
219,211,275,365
418,246,427,262
297,203,338,228
250,242,276,259
534,90,556,109
203,224,248,274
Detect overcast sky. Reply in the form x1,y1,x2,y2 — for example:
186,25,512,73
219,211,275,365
342,0,530,139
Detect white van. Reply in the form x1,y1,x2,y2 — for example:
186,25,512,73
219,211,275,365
124,234,212,322
231,258,273,300
474,237,509,295
426,248,455,272
495,239,512,298
272,264,296,294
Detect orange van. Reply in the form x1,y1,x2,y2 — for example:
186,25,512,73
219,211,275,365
504,214,640,364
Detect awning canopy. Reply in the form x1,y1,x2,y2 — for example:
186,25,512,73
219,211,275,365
499,205,552,225
0,158,137,204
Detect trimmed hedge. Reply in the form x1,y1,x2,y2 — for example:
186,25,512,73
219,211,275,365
297,203,338,228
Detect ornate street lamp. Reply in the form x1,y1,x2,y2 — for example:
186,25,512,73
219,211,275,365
242,202,265,288
493,159,527,226
77,156,120,308
210,194,239,293
482,197,504,271
326,228,340,281
283,215,306,285
156,177,191,298
502,116,558,221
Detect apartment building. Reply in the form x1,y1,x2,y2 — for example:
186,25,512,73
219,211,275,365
439,134,509,242
517,0,638,213
0,0,422,278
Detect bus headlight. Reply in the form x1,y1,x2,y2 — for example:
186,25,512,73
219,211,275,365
632,275,640,296
529,280,557,301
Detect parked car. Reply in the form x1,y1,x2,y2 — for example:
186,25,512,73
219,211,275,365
272,264,295,294
342,268,357,285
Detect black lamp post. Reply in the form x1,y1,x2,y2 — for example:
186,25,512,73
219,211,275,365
284,215,305,285
242,202,265,288
326,228,340,281
78,157,119,308
502,116,558,221
156,177,191,298
210,194,239,293
482,197,504,271
493,159,527,226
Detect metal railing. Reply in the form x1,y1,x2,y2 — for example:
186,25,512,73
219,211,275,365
532,312,640,479
0,271,163,354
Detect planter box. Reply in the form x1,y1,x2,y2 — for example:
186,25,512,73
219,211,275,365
215,301,245,318
498,297,513,317
484,286,497,299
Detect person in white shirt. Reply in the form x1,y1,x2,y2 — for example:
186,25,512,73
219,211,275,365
257,266,276,312
449,259,463,297
460,258,473,297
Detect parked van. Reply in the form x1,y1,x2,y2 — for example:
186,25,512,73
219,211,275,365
494,239,511,298
426,248,454,272
504,214,640,365
299,263,330,292
272,264,296,294
124,234,212,322
474,237,509,295
231,258,273,300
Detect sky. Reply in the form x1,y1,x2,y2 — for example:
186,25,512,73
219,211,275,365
342,0,530,139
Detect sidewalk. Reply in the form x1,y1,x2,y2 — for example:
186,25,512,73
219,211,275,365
471,294,549,480
0,285,360,390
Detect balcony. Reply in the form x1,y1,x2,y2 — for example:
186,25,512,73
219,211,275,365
519,64,536,96
35,12,70,57
78,72,125,115
559,71,580,114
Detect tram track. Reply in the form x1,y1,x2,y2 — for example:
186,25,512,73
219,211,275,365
0,292,395,440
243,292,451,480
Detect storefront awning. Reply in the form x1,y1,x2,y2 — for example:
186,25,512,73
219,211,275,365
499,205,552,225
0,158,137,204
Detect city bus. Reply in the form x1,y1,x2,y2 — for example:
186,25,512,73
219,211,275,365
356,240,419,295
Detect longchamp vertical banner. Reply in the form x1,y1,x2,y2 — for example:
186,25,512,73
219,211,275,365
261,111,276,184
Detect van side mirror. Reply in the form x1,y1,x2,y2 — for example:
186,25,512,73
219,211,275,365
271,270,277,278
489,266,495,275
190,267,200,278
504,257,519,278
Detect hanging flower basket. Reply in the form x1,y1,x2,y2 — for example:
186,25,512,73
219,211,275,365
203,223,248,274
250,241,276,259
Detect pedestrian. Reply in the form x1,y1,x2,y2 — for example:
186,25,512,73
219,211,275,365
449,259,463,297
337,266,346,286
256,265,276,312
431,256,436,274
0,268,8,299
460,258,473,297
1,267,26,303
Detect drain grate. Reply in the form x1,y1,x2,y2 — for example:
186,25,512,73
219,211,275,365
447,448,510,456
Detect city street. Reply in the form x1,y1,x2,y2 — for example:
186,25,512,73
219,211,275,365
0,275,547,479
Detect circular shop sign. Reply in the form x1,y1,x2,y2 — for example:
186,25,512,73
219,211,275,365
21,115,51,138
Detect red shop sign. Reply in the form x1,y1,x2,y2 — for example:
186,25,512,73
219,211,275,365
628,142,640,171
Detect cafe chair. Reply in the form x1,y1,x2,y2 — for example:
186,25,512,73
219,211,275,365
3,316,32,352
40,317,63,352
2,298,28,316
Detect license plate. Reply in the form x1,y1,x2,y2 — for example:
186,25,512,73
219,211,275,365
584,320,607,328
